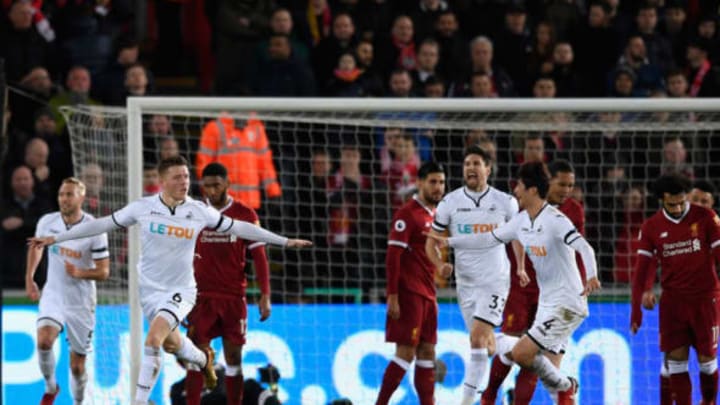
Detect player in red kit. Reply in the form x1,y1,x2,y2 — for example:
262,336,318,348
631,174,720,405
376,162,446,405
482,159,585,405
185,163,272,405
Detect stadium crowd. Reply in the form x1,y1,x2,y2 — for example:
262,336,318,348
2,0,720,299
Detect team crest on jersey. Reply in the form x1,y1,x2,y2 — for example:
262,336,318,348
691,223,699,237
186,211,193,220
394,220,406,232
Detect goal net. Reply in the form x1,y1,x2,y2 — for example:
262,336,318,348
61,98,720,405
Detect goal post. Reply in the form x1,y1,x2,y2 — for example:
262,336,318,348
58,97,720,404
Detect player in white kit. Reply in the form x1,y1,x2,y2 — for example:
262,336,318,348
425,146,527,405
26,177,110,405
428,162,601,405
29,156,312,405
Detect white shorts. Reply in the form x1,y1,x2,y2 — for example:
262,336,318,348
526,305,586,354
457,282,509,331
140,286,196,330
38,290,95,355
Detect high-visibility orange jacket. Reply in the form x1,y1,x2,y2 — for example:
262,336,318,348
196,116,282,209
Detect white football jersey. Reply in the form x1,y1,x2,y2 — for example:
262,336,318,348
112,195,225,290
36,212,109,309
432,186,518,288
492,204,588,314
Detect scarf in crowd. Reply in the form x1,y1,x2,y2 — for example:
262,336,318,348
393,36,417,71
689,59,711,97
307,1,331,45
334,68,361,82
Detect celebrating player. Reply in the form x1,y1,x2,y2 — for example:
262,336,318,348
482,159,586,404
29,156,312,405
428,161,601,405
184,163,272,405
376,162,446,405
631,174,720,405
424,146,525,405
25,177,110,405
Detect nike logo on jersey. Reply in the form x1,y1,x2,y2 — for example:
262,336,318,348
456,223,498,234
150,211,165,216
149,222,195,239
49,245,82,259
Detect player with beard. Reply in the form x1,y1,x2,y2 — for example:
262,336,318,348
631,174,720,405
376,162,446,405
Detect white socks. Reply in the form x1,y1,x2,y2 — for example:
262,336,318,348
531,353,571,391
135,346,162,403
38,349,57,393
71,370,88,404
461,348,489,405
175,336,207,368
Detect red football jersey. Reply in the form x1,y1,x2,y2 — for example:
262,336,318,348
511,198,586,292
386,196,436,301
193,199,264,297
637,204,720,296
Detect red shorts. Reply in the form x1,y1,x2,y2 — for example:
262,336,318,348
501,288,539,335
660,293,719,356
187,294,247,346
385,291,437,346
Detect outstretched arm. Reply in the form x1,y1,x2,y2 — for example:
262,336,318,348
219,218,311,248
28,216,119,248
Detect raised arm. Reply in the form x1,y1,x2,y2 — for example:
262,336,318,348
28,216,120,248
217,217,311,248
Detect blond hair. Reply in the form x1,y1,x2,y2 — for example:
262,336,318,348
62,177,87,196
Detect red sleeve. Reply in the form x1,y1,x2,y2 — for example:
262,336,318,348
575,203,586,235
706,210,720,247
631,253,654,326
250,245,270,295
386,210,413,295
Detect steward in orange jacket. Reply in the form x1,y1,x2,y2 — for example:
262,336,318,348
196,116,282,209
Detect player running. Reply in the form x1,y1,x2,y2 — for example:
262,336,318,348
29,156,311,405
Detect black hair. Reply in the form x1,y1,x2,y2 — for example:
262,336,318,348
548,159,574,177
464,145,493,164
693,179,717,195
653,174,692,200
201,162,229,179
418,161,445,179
516,161,551,198
157,155,188,175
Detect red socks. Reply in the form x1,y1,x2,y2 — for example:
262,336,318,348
185,370,204,405
376,359,408,405
513,367,539,405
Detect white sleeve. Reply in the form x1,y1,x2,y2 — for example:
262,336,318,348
201,204,223,229
54,216,119,243
111,200,143,227
448,215,519,249
431,198,451,232
216,218,289,246
506,196,519,221
34,215,50,237
90,233,110,260
568,235,598,280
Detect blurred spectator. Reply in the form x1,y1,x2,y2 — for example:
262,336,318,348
142,165,161,196
94,37,141,104
666,68,689,97
532,75,557,98
409,0,449,41
635,4,675,73
258,8,310,62
456,36,514,97
196,115,281,209
354,40,384,96
8,67,57,134
323,53,366,97
690,180,716,210
302,0,332,46
249,33,316,96
106,63,151,106
296,149,331,241
686,37,720,97
214,0,272,95
382,132,420,209
494,3,531,94
159,136,180,160
662,0,690,68
519,133,548,164
351,0,394,42
23,137,54,200
49,66,101,135
0,165,53,288
606,0,633,40
78,162,111,217
423,75,446,98
433,10,467,83
616,35,664,96
527,21,556,82
376,15,417,79
386,68,415,97
660,136,695,179
573,2,621,96
612,184,646,283
608,66,639,97
469,72,497,98
696,14,719,65
0,0,52,83
411,39,440,87
551,41,581,97
543,0,582,40
312,12,357,86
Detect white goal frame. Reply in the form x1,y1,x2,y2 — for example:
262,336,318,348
125,96,720,395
